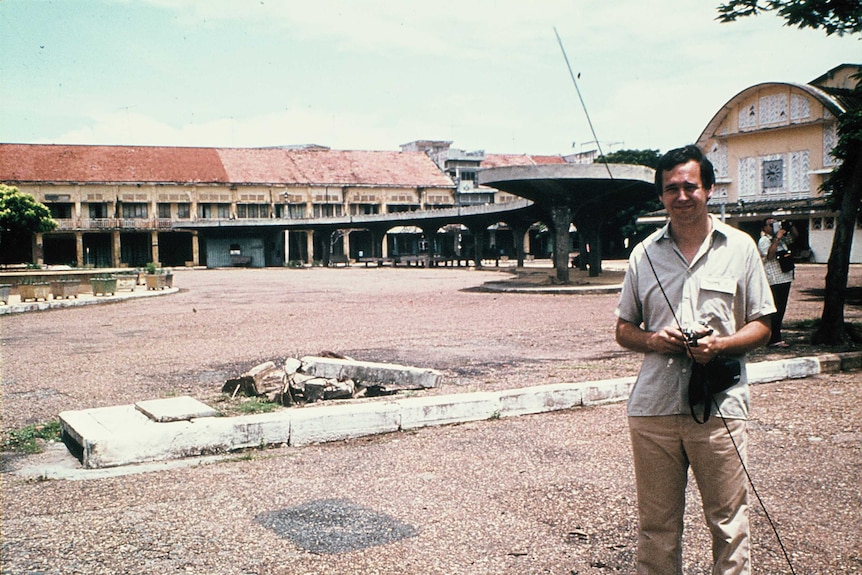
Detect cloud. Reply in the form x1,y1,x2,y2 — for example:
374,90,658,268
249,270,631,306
10,0,859,155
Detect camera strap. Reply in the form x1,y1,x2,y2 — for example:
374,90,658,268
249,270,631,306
641,245,711,423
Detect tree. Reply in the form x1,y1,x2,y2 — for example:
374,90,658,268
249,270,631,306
596,149,663,256
596,148,662,169
814,81,862,344
717,0,862,36
718,1,862,345
0,184,56,265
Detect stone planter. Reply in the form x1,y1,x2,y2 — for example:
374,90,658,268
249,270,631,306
116,275,137,291
50,279,80,299
90,277,117,296
145,273,173,290
19,283,51,302
0,284,12,305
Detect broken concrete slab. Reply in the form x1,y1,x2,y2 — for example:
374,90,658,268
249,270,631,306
59,405,292,469
135,396,219,422
300,356,441,390
222,361,285,397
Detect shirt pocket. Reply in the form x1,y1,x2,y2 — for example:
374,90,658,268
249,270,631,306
697,276,737,326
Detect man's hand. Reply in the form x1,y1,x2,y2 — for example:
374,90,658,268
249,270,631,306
646,326,690,355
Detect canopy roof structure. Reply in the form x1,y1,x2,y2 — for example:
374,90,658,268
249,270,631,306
479,163,656,281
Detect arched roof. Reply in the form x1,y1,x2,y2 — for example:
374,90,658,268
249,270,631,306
696,82,847,148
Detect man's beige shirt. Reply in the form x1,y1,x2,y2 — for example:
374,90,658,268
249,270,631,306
616,216,776,419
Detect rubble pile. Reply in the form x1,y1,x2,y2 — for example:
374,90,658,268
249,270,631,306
221,352,442,406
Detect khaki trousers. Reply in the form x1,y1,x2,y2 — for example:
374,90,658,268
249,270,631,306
628,415,750,575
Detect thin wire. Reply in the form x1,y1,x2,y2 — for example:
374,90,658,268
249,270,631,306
556,25,796,574
645,246,797,572
713,398,799,575
642,247,693,356
553,27,614,180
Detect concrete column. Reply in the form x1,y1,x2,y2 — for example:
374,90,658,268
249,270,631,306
191,232,200,266
550,205,572,283
511,223,528,267
112,230,121,267
420,225,437,266
151,230,160,266
381,232,389,258
305,230,314,265
75,232,84,267
33,233,44,267
470,226,484,269
342,230,351,259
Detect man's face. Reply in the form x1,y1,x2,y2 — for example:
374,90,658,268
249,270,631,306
659,160,713,226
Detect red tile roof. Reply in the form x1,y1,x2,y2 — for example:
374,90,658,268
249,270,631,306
0,144,228,184
0,144,455,189
480,153,566,168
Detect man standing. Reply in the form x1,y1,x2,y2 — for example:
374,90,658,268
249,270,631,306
758,218,798,347
615,145,775,574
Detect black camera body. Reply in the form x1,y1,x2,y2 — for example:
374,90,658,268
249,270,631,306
772,220,793,234
683,327,713,347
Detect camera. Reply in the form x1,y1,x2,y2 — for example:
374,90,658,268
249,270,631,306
772,220,793,234
683,326,713,347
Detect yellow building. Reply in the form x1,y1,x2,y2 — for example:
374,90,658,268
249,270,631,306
696,63,861,263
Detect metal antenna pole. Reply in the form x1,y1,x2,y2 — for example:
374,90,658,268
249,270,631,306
553,27,613,179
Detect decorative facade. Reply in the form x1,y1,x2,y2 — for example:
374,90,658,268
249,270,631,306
696,63,861,263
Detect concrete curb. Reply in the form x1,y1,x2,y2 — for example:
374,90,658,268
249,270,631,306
57,352,862,471
479,282,622,295
0,287,179,315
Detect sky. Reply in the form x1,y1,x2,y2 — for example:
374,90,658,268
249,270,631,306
1,0,858,156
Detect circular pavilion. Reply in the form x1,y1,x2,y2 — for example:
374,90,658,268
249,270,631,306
479,163,656,282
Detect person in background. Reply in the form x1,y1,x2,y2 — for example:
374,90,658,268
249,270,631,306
615,145,775,574
758,218,798,348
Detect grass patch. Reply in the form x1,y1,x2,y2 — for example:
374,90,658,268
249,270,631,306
2,420,63,454
235,397,279,415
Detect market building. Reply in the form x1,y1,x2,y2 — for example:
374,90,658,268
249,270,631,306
0,145,458,267
695,63,861,263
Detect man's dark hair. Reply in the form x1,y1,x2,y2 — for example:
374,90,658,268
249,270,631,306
654,145,715,195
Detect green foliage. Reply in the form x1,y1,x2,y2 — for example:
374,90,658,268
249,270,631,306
145,261,159,274
716,1,861,344
0,184,57,239
716,0,862,36
2,420,63,454
594,148,664,244
822,79,862,205
235,397,278,414
596,148,662,169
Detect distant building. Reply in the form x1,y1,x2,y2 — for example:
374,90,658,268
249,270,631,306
695,63,861,263
0,145,455,267
400,139,566,205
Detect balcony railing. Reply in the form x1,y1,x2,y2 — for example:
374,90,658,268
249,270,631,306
46,200,536,232
51,218,190,231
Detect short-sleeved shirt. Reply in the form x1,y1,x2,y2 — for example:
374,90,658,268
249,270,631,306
616,216,776,420
758,233,795,286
